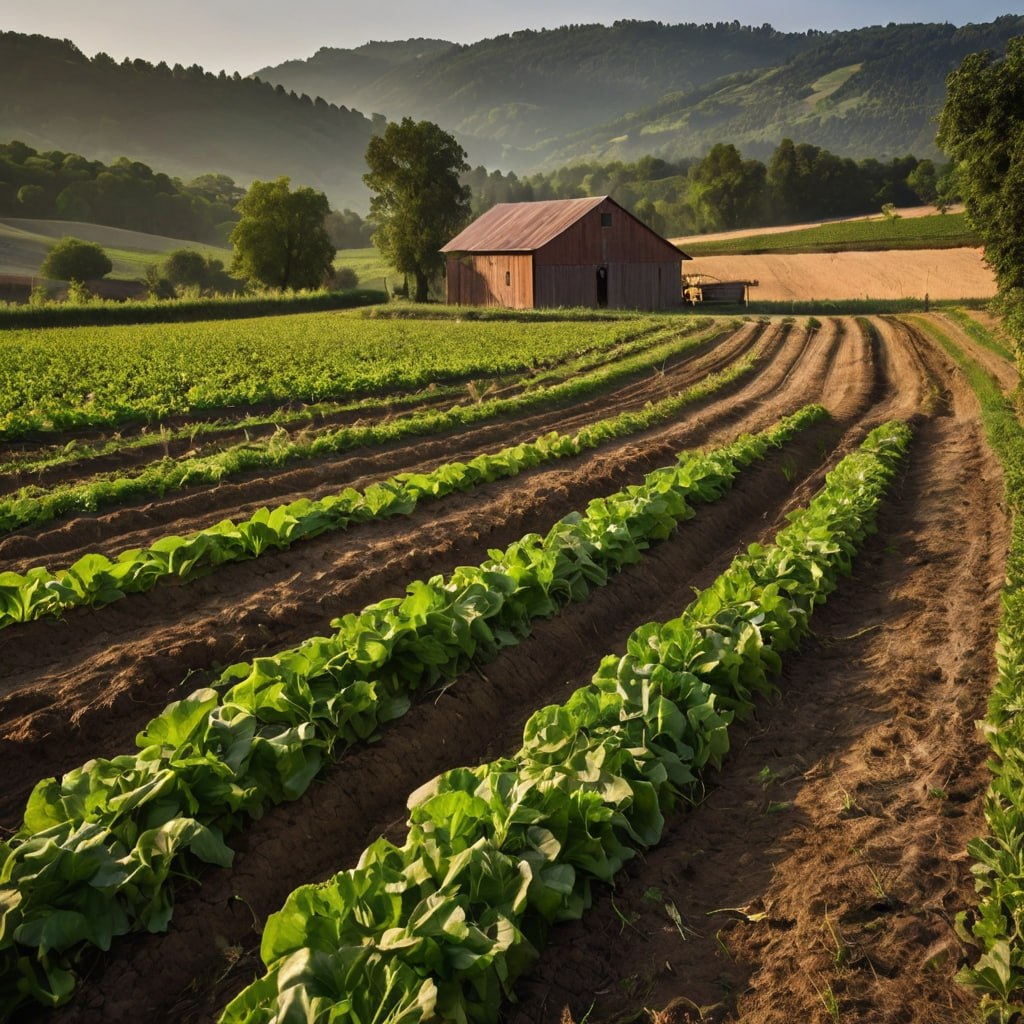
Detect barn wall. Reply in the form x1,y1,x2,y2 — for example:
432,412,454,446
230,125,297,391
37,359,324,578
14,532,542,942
535,261,682,311
445,254,533,308
535,197,681,267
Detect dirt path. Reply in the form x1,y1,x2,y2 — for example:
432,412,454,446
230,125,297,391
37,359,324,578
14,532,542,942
5,316,1007,1024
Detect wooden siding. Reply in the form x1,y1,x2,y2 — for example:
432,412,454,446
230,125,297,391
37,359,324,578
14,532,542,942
535,197,682,267
535,261,681,311
443,196,683,310
445,254,533,308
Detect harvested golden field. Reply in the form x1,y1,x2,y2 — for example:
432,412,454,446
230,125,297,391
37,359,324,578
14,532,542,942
686,248,996,302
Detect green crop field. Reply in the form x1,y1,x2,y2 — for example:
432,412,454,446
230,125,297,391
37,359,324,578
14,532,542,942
0,311,665,434
0,305,1018,1024
683,211,980,256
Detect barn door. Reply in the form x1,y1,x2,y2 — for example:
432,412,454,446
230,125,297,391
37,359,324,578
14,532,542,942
596,265,608,308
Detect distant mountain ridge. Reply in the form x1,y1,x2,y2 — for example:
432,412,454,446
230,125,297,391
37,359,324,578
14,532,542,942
256,16,1024,169
255,21,814,161
4,17,1024,213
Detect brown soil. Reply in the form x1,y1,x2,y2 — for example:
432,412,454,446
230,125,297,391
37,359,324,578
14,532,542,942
3,315,1009,1024
682,249,996,303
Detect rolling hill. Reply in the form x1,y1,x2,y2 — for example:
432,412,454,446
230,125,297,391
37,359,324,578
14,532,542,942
0,32,377,209
257,17,1024,171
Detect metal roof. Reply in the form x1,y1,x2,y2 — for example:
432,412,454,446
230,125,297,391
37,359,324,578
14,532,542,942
441,196,612,253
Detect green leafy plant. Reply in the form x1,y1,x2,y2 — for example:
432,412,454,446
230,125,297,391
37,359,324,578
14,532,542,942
213,421,910,1023
0,408,825,1013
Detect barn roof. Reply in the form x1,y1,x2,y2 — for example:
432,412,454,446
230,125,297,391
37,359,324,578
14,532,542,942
441,196,686,258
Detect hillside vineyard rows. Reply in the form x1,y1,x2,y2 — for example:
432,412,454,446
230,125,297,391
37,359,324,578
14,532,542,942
0,309,1014,1023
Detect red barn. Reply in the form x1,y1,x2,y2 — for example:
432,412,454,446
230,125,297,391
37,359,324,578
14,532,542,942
441,196,688,310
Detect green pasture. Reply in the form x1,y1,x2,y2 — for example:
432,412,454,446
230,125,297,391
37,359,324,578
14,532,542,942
684,212,980,256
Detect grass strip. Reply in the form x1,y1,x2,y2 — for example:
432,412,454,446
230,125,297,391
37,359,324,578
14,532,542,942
0,320,735,536
682,212,979,256
0,289,388,330
217,421,911,1024
906,315,1024,1020
0,407,824,1014
942,308,1016,364
0,335,761,630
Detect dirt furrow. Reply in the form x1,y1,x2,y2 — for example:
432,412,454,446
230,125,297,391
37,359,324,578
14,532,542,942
41,340,884,1024
922,310,1019,395
1,319,898,830
499,320,1007,1024
0,322,764,571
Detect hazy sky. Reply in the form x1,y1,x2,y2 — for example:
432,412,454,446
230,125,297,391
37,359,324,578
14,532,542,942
5,1,1020,73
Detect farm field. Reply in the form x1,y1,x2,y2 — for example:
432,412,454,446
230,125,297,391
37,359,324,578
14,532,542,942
686,248,996,303
0,308,1014,1023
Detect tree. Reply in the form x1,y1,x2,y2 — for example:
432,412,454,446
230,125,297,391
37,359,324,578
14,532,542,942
229,177,335,290
905,159,939,205
938,38,1024,294
363,117,471,302
687,143,766,231
40,237,112,281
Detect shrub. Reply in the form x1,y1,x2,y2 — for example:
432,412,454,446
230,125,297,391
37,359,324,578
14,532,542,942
40,237,112,281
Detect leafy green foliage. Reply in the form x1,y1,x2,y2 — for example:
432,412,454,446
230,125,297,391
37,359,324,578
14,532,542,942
217,421,910,1023
938,38,1024,365
0,315,666,438
229,178,335,291
0,289,384,330
0,320,729,533
0,324,755,628
0,140,241,245
364,118,471,302
683,212,979,257
0,409,825,1014
38,237,112,282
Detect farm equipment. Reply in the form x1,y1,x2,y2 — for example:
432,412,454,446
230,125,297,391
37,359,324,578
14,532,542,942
683,273,758,305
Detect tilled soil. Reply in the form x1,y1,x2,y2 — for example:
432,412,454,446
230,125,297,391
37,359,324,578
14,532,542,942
3,315,1010,1024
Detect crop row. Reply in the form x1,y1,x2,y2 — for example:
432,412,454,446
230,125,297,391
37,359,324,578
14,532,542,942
0,406,824,1014
0,314,673,438
0,317,701,480
911,315,1024,1020
218,420,912,1023
682,211,978,257
0,339,759,630
0,318,735,535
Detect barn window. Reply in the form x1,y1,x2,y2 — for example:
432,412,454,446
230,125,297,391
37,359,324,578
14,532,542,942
505,270,511,286
601,213,613,227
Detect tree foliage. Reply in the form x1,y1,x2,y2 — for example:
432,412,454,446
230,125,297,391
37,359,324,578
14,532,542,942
938,38,1024,296
464,140,948,237
40,237,112,281
364,118,471,302
229,178,335,291
0,141,241,244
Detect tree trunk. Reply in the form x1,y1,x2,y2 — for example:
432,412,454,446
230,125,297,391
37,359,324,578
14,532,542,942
414,270,429,303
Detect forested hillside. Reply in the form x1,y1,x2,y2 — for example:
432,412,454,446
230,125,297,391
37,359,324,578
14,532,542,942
0,33,377,208
546,16,1024,165
259,17,1024,170
257,21,813,160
